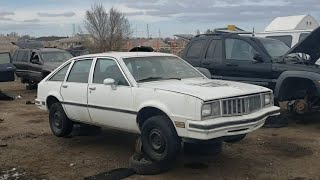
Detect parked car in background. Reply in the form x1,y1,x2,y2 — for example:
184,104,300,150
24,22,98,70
0,52,15,82
12,48,73,88
181,27,320,115
36,52,280,163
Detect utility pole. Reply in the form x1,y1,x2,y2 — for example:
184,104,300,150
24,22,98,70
147,24,150,39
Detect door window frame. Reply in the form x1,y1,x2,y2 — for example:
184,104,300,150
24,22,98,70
64,58,94,84
90,57,132,87
223,37,264,62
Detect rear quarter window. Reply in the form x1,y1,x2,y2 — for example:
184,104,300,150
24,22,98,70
186,39,206,58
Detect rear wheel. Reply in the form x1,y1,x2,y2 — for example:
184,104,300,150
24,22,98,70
141,115,181,162
49,102,73,137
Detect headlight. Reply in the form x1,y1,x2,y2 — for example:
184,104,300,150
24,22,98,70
201,104,212,117
263,93,272,106
201,101,221,118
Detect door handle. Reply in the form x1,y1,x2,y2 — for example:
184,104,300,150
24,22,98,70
89,87,96,90
202,62,211,65
226,63,238,67
6,67,13,70
62,85,68,88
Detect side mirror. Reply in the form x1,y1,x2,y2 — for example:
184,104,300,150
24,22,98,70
103,78,116,90
31,59,40,64
253,53,263,62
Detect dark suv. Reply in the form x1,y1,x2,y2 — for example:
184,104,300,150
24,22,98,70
181,27,320,115
12,48,73,87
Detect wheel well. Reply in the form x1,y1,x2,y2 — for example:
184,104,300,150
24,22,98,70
136,107,171,129
278,77,318,101
46,96,60,110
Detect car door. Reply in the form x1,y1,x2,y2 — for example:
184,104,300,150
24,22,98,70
201,38,224,76
0,52,15,82
13,50,30,80
87,58,136,132
60,59,93,122
29,51,43,82
222,37,272,83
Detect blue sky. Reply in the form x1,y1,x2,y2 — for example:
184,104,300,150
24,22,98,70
0,0,319,37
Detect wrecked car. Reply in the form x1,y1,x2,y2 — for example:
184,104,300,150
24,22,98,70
35,52,279,163
181,27,320,115
12,48,73,88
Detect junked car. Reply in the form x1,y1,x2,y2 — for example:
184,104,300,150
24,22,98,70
36,52,280,162
12,48,73,88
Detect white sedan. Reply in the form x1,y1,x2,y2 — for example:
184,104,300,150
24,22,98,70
36,52,280,162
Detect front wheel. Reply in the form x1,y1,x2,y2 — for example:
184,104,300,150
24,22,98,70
49,102,73,137
141,115,181,162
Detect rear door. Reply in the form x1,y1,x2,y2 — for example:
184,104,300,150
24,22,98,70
13,50,30,79
29,50,43,82
0,52,15,82
201,38,224,76
60,58,93,122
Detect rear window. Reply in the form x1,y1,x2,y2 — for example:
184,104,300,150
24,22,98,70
266,35,292,47
0,53,11,64
186,39,206,58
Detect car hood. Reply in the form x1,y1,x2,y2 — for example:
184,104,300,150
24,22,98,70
283,26,320,64
139,78,270,101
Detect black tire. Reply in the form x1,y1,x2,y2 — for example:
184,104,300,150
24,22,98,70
224,134,246,143
129,153,172,175
184,141,223,156
141,115,181,162
49,102,73,137
263,114,288,128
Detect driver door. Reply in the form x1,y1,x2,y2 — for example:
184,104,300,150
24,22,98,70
87,58,137,132
29,51,43,82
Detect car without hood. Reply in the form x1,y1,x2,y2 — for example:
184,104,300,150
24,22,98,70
35,52,280,163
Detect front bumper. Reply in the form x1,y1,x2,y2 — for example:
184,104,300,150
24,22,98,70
186,106,280,140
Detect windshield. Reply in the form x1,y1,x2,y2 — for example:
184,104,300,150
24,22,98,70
259,38,290,58
123,56,204,82
41,51,73,62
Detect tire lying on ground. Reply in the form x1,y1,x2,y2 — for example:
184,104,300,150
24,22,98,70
129,153,172,175
184,140,223,156
141,115,181,162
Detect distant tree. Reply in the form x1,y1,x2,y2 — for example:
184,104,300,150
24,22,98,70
8,32,18,36
84,3,132,52
19,35,32,41
205,29,214,34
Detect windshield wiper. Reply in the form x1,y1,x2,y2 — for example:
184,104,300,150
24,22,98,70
137,77,182,82
137,77,164,82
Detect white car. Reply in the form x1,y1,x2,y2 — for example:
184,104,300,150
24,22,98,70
36,52,280,162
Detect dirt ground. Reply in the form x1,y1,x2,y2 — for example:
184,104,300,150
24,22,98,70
1,80,320,180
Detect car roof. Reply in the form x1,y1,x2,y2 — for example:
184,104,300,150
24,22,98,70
72,52,176,60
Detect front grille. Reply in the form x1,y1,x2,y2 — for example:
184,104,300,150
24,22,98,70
222,94,262,116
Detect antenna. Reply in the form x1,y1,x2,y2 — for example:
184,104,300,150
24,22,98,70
72,24,76,36
252,27,255,37
147,24,150,39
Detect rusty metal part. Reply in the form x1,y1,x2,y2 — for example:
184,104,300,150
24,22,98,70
293,99,308,114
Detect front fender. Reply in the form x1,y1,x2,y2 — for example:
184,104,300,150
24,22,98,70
274,71,320,98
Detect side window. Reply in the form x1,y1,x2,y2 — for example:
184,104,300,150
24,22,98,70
225,38,258,61
16,51,28,62
93,58,128,86
49,63,71,81
299,33,310,42
205,40,222,59
0,53,11,64
12,52,18,62
266,35,292,47
67,59,93,83
186,39,206,58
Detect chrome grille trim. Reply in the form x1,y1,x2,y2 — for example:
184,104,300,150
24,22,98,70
221,94,262,116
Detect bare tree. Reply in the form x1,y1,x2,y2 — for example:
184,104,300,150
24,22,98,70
85,4,131,52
